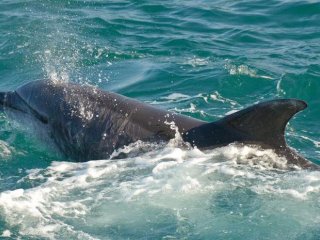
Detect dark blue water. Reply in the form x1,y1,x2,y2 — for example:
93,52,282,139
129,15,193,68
0,1,320,239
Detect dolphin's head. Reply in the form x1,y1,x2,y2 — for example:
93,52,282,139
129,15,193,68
0,80,73,158
0,80,111,160
0,80,65,150
0,80,55,124
0,79,106,129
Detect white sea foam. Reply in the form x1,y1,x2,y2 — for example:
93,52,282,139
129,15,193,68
0,140,319,239
210,91,238,106
0,140,12,159
185,56,210,67
161,93,191,101
300,135,320,148
1,230,11,238
224,60,274,79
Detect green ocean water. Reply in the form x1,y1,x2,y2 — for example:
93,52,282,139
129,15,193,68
0,0,320,239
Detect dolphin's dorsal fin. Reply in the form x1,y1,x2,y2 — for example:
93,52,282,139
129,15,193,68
217,99,307,148
183,99,307,150
182,99,317,169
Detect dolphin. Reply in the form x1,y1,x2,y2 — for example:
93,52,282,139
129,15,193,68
0,80,318,169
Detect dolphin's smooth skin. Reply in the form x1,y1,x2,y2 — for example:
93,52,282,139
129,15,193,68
0,80,318,169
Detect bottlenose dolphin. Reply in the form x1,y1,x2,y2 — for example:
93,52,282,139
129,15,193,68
0,80,318,169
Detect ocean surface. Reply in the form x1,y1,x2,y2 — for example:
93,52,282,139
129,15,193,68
0,0,320,239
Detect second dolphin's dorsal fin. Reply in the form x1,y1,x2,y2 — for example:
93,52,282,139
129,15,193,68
217,99,307,148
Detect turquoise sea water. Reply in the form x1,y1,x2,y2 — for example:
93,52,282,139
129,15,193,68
0,0,320,239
